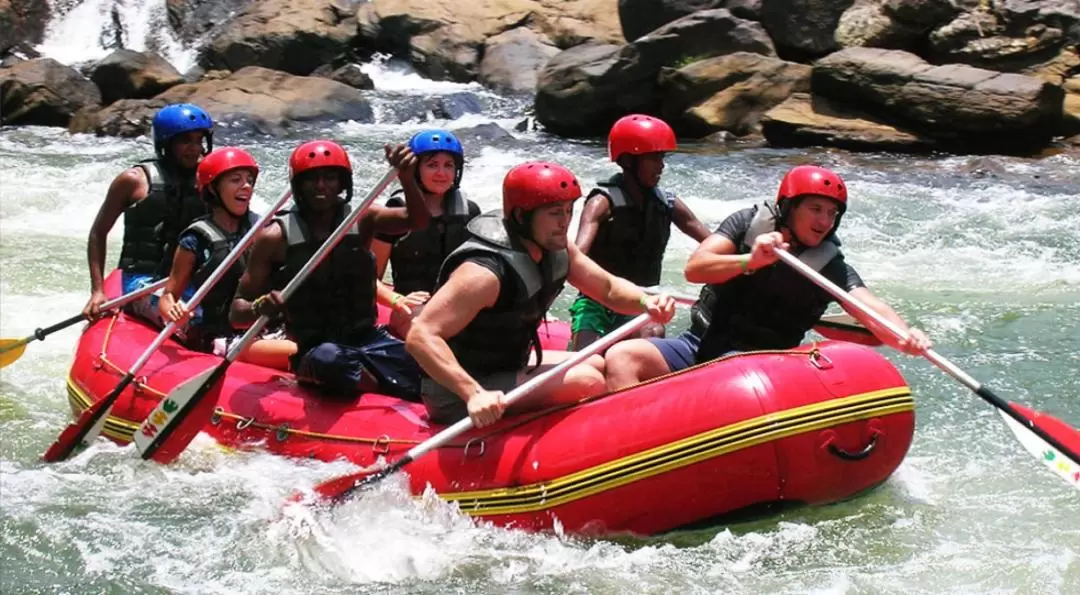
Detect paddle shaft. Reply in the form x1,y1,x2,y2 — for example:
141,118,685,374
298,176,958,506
1,279,168,354
776,249,1080,466
42,189,294,462
329,312,654,501
137,169,399,461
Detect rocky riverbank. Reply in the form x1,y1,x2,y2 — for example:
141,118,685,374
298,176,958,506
1,0,1076,154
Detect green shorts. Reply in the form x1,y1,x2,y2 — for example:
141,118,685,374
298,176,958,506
569,294,636,337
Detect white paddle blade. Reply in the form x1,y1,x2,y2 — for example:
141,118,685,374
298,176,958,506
998,410,1080,491
132,367,217,454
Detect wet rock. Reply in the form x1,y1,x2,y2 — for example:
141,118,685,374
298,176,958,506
479,27,560,94
761,92,938,152
1,58,102,127
617,0,761,42
0,0,50,55
166,0,252,45
759,0,855,59
89,49,184,105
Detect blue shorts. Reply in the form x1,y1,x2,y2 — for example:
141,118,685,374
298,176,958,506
647,331,701,373
295,327,422,402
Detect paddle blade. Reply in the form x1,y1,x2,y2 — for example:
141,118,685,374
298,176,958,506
133,365,225,464
42,389,120,462
0,338,28,368
814,313,882,347
998,403,1080,491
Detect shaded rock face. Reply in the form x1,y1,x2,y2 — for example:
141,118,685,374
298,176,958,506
535,9,775,136
90,50,185,105
69,66,373,137
354,0,623,83
812,47,1065,153
479,27,561,94
658,52,810,137
759,0,856,60
762,92,939,152
378,92,486,124
1,58,102,127
617,0,762,42
0,0,50,55
199,0,357,75
166,0,253,45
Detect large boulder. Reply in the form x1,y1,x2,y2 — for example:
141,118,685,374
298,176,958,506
479,27,561,94
69,66,373,137
1,58,102,127
199,0,356,75
658,52,810,137
90,50,185,105
355,0,623,82
535,9,775,136
927,1,1080,70
813,47,1065,152
0,0,50,55
617,0,761,42
759,0,856,59
166,0,252,45
762,92,938,151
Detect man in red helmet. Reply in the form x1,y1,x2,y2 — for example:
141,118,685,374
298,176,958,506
569,114,711,350
604,165,933,391
229,140,430,400
405,162,677,427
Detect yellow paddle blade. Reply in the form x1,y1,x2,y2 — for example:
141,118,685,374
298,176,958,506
0,338,29,368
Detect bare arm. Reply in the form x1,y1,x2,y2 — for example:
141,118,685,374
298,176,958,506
573,194,610,254
843,287,920,352
87,167,147,292
362,144,431,238
405,262,499,400
683,234,743,285
230,223,284,328
671,198,711,243
567,242,648,315
158,246,196,323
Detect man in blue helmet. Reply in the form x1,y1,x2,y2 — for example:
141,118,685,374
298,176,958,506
82,103,214,320
372,129,481,337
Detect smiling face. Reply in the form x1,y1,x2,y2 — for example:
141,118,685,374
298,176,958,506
417,151,458,196
168,131,207,170
297,167,345,212
213,168,256,217
787,195,842,247
525,200,575,252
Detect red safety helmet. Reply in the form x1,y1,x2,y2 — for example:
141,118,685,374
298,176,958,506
608,114,677,162
195,147,258,196
288,140,354,201
776,165,847,210
502,161,582,216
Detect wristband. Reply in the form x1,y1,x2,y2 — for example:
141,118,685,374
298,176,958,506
391,293,403,308
639,294,649,310
740,255,754,275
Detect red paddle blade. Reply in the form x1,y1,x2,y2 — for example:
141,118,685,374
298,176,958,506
308,470,375,502
42,388,121,462
133,365,224,464
1001,402,1080,490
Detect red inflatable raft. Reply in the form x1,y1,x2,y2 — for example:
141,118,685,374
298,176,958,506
63,272,916,536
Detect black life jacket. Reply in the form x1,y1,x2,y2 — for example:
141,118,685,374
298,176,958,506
695,202,843,362
386,189,480,295
586,173,674,286
118,159,206,276
182,211,259,336
436,211,569,377
269,208,377,358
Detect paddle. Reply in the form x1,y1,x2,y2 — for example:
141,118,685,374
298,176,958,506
41,189,295,463
134,169,400,464
0,279,168,369
307,311,656,505
643,285,878,345
776,248,1080,490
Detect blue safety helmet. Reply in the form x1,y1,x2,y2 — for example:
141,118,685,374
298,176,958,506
151,103,214,158
408,129,464,190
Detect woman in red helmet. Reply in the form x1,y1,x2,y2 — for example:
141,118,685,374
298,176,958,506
405,161,676,428
604,165,933,391
229,140,430,400
156,147,296,369
569,114,711,350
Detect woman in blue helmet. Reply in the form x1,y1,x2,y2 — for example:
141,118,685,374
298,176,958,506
83,103,215,322
372,129,481,337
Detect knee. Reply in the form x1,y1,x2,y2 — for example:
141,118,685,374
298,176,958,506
604,340,662,391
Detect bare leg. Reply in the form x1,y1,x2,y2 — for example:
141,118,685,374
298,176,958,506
238,339,297,370
568,329,601,351
604,339,671,392
634,322,666,339
508,351,607,413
